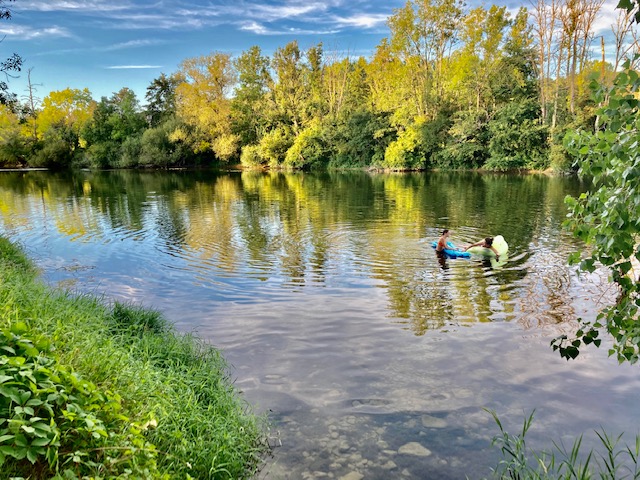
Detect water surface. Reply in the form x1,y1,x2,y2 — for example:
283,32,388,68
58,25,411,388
0,170,637,479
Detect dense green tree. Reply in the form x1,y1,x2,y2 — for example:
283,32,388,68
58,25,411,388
145,73,181,127
269,41,307,134
486,99,548,170
0,103,26,165
83,88,146,168
284,122,326,169
7,1,631,172
231,46,271,146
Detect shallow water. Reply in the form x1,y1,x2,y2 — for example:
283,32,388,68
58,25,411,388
0,170,638,479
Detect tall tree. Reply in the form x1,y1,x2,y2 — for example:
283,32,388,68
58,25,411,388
145,73,181,127
175,52,238,160
37,88,95,139
21,68,41,146
231,46,271,145
82,88,145,167
269,41,307,134
387,0,464,113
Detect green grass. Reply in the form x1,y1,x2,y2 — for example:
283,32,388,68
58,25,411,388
486,409,640,480
0,236,269,479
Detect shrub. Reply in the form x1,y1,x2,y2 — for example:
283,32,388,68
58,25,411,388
240,144,264,167
0,325,161,478
259,127,293,167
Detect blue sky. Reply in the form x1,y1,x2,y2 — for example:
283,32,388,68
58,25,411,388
1,0,621,105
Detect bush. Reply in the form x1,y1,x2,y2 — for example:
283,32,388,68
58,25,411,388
0,326,161,478
284,124,326,169
240,144,264,168
119,135,142,168
381,121,425,170
259,126,293,167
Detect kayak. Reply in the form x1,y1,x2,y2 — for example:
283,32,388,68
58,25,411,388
466,235,508,257
431,241,471,259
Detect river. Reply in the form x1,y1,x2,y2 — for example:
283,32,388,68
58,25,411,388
0,169,638,479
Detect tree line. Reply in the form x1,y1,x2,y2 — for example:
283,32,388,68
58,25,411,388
1,0,638,171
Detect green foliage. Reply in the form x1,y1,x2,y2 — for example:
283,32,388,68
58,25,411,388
31,140,71,170
380,119,436,170
486,409,640,479
259,126,294,167
240,144,264,168
436,109,488,168
145,73,180,128
82,89,147,169
0,127,28,167
0,326,161,478
284,124,326,169
486,99,548,171
0,238,269,478
119,135,143,168
232,46,271,146
557,61,640,364
324,111,392,168
137,117,194,168
548,137,574,173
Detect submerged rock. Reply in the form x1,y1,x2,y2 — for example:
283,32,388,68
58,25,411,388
398,442,432,456
421,414,447,428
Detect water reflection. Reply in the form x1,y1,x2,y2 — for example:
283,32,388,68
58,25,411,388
0,170,593,335
1,169,631,479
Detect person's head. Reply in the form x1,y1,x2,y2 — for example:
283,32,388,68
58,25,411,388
484,237,494,246
442,229,450,237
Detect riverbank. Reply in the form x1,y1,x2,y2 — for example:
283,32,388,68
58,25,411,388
0,236,269,478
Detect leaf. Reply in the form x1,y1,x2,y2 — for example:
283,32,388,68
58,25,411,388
26,447,38,464
0,434,14,444
31,437,50,447
617,0,634,10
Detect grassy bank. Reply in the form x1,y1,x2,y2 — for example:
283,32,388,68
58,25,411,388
0,237,269,478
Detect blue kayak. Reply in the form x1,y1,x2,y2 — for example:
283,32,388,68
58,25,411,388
431,241,471,259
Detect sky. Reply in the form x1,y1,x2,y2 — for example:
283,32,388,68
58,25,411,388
0,0,623,106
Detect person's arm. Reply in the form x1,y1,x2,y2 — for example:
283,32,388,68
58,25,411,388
491,246,499,259
465,241,482,251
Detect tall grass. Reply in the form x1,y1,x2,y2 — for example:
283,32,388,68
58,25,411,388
0,236,269,478
486,409,640,480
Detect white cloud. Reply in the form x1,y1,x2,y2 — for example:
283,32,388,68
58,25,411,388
0,25,72,40
240,21,271,35
16,0,131,12
102,13,208,30
102,39,164,51
333,14,389,29
252,3,326,21
238,21,339,36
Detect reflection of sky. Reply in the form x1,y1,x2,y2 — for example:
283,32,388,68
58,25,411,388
0,171,638,479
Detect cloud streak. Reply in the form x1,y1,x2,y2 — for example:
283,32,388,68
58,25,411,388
16,0,132,13
239,21,340,36
102,39,165,51
0,25,73,40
